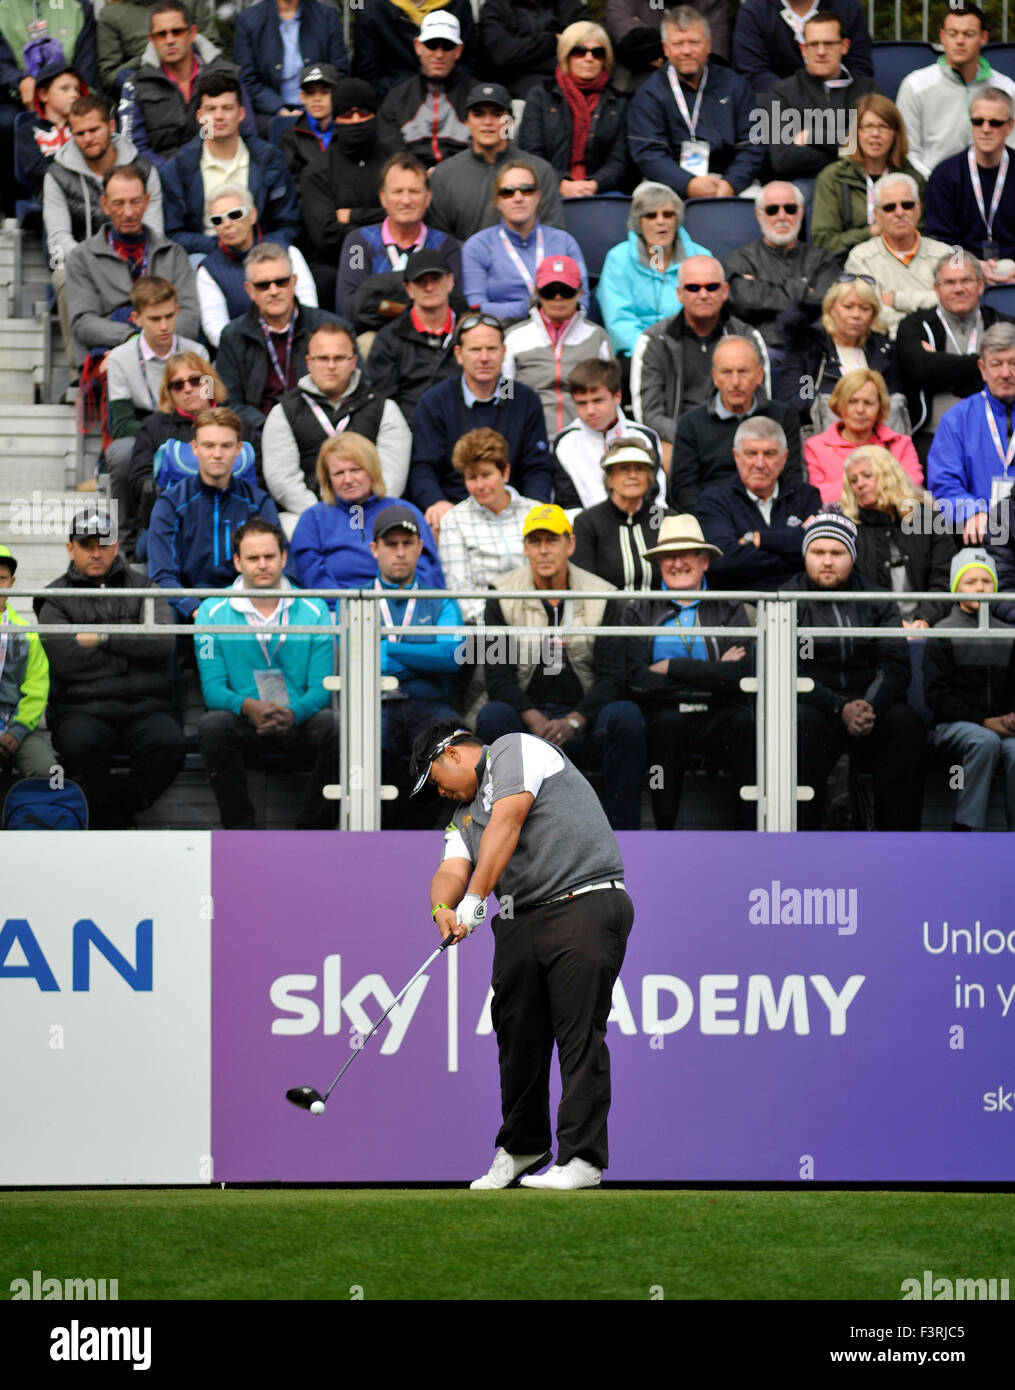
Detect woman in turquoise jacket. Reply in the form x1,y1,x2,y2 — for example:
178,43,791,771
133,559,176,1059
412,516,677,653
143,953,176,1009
597,181,711,357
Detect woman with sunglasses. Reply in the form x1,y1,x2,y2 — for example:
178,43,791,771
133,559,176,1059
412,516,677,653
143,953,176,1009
195,184,318,348
811,94,926,257
461,159,590,324
518,22,630,198
776,274,901,423
597,180,711,358
502,254,612,435
124,352,245,541
804,367,922,504
478,0,592,98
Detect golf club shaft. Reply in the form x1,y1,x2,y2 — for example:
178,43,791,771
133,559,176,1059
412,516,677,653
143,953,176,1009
322,936,455,1100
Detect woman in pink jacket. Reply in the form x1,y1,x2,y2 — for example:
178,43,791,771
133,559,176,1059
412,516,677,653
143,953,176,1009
804,368,922,504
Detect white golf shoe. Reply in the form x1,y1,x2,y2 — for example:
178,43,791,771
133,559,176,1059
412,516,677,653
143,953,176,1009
519,1157,602,1190
469,1147,552,1190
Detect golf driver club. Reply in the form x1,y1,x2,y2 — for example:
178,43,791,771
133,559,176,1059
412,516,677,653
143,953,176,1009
286,933,458,1114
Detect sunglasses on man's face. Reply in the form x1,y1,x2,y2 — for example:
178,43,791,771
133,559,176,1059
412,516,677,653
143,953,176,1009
539,284,578,299
762,203,800,216
152,25,189,38
682,282,722,293
209,206,249,226
169,375,205,391
880,200,916,212
249,275,293,290
422,38,457,51
497,184,539,198
336,106,373,119
570,44,606,58
971,116,1011,127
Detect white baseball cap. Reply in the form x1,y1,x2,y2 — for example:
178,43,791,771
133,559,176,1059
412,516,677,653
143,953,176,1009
419,11,462,44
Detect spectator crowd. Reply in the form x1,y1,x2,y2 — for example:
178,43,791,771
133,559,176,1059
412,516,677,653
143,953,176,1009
4,0,1015,832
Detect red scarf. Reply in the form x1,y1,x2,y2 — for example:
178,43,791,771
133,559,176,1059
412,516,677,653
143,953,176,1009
555,63,609,181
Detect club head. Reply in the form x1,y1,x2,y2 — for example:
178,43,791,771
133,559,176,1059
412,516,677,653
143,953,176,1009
286,1085,324,1111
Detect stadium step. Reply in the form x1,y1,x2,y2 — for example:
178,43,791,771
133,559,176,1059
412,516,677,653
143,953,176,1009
0,315,49,402
0,224,52,320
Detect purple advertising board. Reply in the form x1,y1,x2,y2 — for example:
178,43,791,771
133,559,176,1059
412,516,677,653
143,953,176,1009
211,832,1014,1182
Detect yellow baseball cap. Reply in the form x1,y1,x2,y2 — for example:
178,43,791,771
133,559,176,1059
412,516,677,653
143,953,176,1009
522,503,572,537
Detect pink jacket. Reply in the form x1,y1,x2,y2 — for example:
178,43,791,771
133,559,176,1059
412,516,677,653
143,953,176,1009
804,422,923,505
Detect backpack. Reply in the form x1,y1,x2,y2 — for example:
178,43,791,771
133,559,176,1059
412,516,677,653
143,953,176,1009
23,2,67,78
2,778,89,830
135,436,258,538
152,437,256,491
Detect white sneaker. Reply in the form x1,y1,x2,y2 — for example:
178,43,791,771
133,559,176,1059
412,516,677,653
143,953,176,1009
469,1147,552,1190
519,1157,602,1190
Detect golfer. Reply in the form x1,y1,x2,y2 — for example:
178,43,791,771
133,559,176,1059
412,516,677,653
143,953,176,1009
410,720,635,1190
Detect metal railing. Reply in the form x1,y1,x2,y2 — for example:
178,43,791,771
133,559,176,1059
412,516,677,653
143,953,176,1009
14,582,1015,832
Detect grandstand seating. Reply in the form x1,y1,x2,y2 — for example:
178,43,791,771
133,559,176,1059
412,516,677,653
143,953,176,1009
562,195,631,286
681,197,762,265
870,40,936,102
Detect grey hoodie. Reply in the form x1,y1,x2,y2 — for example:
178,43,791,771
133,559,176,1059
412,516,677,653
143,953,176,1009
42,131,164,267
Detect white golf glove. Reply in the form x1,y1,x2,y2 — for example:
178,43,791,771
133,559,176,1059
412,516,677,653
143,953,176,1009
456,893,487,934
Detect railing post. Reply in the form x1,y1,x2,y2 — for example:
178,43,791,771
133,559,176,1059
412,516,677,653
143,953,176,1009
761,596,800,831
345,594,382,831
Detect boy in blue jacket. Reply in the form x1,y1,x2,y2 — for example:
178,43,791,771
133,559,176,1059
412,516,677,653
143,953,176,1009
148,407,282,621
194,515,337,828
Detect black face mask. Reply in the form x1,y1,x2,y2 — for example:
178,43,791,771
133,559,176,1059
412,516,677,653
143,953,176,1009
334,116,377,158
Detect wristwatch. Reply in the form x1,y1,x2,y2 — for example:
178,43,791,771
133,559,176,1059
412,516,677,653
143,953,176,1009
567,716,582,731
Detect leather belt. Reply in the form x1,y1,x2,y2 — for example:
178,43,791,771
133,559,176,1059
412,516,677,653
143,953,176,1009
517,878,626,913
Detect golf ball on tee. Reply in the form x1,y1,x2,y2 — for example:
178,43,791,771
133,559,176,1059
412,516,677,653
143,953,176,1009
310,1100,325,1115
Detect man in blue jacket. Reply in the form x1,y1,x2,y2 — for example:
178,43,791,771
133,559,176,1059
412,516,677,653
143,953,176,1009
148,407,282,621
408,313,553,533
194,515,338,828
160,69,301,255
232,0,348,134
694,416,821,590
928,321,1015,545
627,6,763,200
369,504,464,823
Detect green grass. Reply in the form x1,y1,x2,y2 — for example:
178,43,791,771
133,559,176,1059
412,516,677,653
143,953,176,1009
1,1189,1013,1301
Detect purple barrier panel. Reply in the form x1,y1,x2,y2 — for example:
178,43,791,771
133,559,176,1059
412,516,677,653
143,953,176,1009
212,831,1015,1182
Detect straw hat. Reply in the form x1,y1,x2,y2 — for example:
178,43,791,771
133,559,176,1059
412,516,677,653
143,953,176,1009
643,514,721,560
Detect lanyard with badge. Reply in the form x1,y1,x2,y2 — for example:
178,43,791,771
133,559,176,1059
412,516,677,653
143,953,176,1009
667,63,710,177
498,225,544,298
385,233,424,272
376,578,416,644
935,306,979,357
250,600,291,704
260,311,296,389
865,173,876,226
969,147,1009,260
136,334,176,412
302,393,350,439
982,388,1015,504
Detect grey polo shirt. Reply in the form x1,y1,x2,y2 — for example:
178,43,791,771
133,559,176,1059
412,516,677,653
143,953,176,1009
442,733,624,908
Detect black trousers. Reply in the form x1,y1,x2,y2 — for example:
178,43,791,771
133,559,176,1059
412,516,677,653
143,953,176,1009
197,707,339,828
52,710,187,829
797,702,927,831
647,703,756,830
490,887,634,1170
